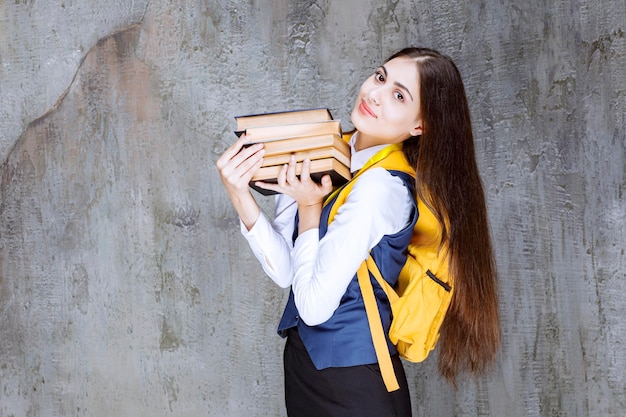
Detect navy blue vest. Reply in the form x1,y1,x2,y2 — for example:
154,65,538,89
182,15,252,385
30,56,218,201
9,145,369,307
277,170,418,369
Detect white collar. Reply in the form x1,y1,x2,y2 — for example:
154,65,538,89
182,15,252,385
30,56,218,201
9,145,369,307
348,132,389,173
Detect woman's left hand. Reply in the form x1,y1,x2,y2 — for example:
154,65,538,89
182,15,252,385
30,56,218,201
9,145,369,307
255,155,333,207
256,156,332,234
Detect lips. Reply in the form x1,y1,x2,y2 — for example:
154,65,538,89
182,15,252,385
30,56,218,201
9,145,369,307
359,100,377,118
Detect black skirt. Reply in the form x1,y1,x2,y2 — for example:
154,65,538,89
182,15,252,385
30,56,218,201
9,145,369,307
283,328,412,417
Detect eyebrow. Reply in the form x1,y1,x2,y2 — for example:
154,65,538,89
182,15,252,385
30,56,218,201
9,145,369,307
380,65,415,102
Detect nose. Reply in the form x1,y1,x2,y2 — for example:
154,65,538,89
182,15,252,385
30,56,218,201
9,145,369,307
368,87,381,105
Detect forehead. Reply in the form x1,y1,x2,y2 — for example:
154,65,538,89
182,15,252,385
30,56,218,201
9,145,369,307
383,57,419,80
382,57,420,91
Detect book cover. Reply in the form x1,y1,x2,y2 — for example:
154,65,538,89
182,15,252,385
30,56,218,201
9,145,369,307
247,133,349,158
236,120,342,141
260,146,350,168
235,108,333,131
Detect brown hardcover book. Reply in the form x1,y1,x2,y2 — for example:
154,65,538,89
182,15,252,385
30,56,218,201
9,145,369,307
235,108,333,131
250,157,351,196
254,133,349,158
261,146,351,168
239,120,342,142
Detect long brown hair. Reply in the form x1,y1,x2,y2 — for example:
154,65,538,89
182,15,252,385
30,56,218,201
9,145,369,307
388,47,500,384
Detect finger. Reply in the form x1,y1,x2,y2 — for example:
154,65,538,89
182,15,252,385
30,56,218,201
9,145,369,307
300,158,312,184
216,134,260,170
235,147,265,179
319,174,334,195
220,145,265,188
238,142,265,164
221,143,264,177
276,163,289,188
254,181,282,194
216,134,248,168
285,154,298,183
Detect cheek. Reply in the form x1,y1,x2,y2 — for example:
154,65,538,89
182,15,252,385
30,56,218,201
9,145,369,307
388,103,419,123
380,109,417,136
386,106,412,125
359,77,376,95
353,84,367,106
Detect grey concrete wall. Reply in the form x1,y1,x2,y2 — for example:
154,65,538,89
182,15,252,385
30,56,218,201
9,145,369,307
0,1,624,416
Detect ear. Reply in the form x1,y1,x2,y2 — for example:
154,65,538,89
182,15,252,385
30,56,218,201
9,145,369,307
409,120,423,137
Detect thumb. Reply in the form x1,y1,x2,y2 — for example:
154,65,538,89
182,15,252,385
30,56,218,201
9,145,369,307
320,175,334,194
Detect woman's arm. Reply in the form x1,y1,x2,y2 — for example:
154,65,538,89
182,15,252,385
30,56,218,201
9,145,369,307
216,135,294,287
289,169,413,326
240,195,297,288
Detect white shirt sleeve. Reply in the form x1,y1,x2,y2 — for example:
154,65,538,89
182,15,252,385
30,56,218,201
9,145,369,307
291,168,414,326
240,194,297,288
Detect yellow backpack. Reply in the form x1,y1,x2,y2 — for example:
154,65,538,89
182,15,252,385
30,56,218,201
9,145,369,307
326,143,454,392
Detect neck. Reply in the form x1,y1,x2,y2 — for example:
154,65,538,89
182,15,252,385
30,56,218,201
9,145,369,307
354,131,380,151
354,131,410,151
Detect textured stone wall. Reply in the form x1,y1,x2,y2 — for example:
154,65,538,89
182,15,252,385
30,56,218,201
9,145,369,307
1,1,624,416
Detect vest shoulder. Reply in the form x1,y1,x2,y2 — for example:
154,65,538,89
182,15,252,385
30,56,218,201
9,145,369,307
371,150,415,177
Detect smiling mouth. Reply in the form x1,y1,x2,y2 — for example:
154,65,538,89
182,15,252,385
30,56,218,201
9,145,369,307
359,100,377,118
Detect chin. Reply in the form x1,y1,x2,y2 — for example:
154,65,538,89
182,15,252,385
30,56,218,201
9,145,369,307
350,108,367,132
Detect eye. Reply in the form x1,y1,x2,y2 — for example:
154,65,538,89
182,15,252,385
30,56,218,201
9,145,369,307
394,91,404,101
375,70,385,83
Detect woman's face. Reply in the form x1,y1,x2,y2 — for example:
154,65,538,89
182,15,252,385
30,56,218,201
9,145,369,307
350,56,423,150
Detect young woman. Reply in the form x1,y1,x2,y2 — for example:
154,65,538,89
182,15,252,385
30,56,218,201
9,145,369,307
216,47,500,417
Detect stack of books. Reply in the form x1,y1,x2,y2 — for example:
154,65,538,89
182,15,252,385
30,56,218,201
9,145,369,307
234,108,352,195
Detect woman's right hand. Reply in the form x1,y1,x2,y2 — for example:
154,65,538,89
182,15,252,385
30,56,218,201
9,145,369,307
216,134,265,195
215,134,265,230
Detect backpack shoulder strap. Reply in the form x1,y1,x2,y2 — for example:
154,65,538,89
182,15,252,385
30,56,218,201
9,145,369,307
357,255,403,391
326,144,414,393
326,144,414,223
